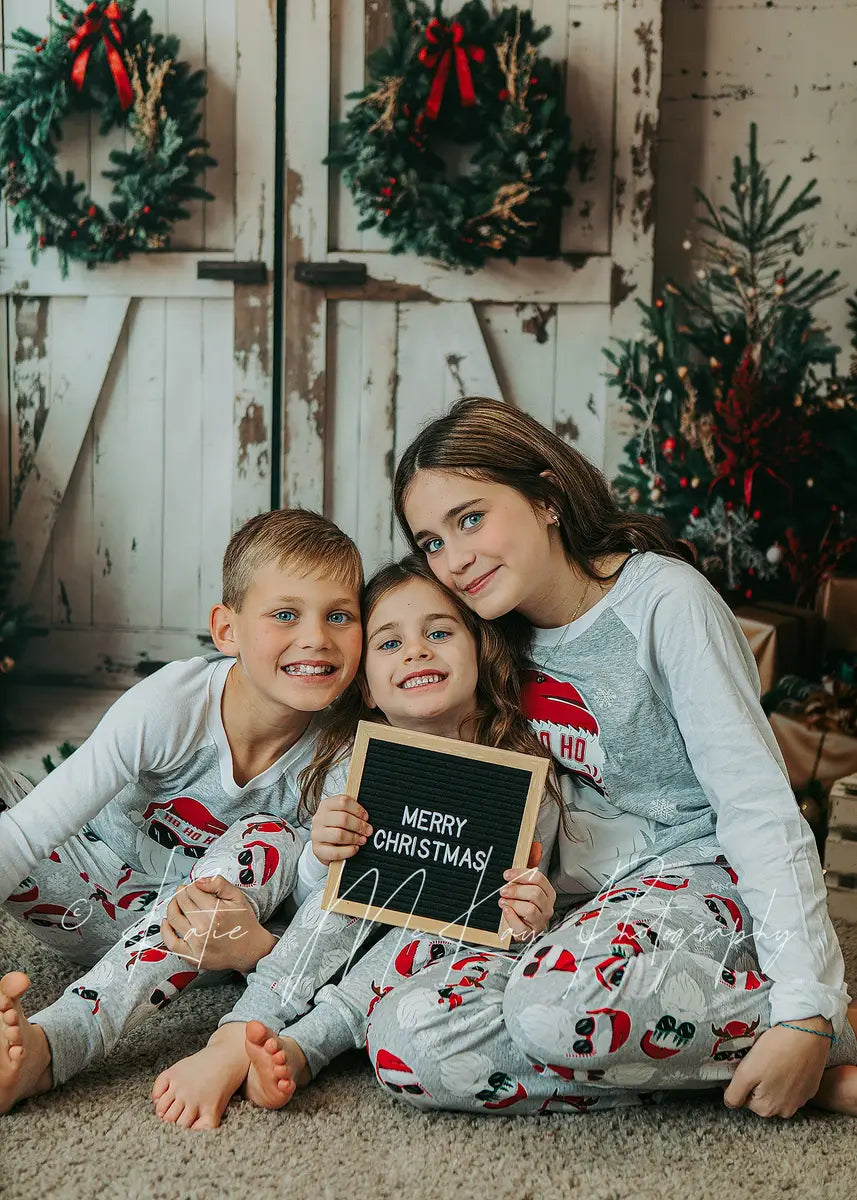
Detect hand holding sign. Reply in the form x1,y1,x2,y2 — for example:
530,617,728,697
311,794,373,864
500,842,557,941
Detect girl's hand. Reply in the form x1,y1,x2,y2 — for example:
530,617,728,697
722,1018,832,1118
161,875,276,973
500,841,556,941
311,793,373,866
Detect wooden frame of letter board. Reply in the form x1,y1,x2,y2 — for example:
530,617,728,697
320,721,549,949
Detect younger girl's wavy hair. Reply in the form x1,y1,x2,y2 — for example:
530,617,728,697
299,553,560,816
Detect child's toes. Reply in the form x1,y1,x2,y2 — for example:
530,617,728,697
175,1103,200,1131
152,1071,171,1101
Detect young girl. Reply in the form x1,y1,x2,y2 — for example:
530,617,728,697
163,554,562,1121
338,394,857,1120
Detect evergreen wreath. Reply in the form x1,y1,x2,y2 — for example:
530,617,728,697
0,1,214,273
329,0,575,269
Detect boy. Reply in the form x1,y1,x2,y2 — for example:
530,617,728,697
0,508,363,1115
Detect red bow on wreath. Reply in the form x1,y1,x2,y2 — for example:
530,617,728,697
418,18,485,121
68,2,134,111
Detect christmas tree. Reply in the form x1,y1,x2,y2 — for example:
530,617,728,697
608,125,857,604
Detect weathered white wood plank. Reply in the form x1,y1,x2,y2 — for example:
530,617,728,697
360,0,394,253
232,286,273,529
0,251,235,297
330,0,367,252
439,303,504,409
357,301,397,572
478,302,557,426
49,296,95,628
92,300,164,627
203,0,237,251
235,0,276,266
606,0,662,479
328,300,364,549
166,0,207,249
283,0,330,509
3,0,50,252
554,302,609,469
565,3,616,254
9,296,130,604
199,298,234,628
18,627,211,687
162,298,203,630
322,251,610,303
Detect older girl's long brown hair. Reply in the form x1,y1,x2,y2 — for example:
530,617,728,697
393,396,692,572
299,554,561,817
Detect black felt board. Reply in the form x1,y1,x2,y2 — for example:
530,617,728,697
323,722,547,948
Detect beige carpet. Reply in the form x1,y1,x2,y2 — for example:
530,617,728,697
2,911,857,1200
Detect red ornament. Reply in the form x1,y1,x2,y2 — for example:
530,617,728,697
662,437,676,454
142,205,151,214
679,477,689,488
745,588,753,599
498,88,509,101
70,230,78,239
728,476,736,487
691,506,701,518
725,501,734,511
88,205,97,217
752,509,761,520
38,235,47,247
531,75,538,85
637,456,645,465
655,298,664,309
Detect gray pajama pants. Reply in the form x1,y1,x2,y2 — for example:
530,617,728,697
275,861,857,1113
0,766,354,1086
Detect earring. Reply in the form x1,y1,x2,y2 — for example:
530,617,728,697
549,511,560,525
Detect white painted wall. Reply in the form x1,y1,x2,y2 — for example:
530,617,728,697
656,0,857,360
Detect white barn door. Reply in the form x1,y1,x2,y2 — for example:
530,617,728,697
0,0,277,684
283,0,662,575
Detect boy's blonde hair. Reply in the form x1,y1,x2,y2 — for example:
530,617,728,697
222,509,363,611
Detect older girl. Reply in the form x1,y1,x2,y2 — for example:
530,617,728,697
366,395,857,1120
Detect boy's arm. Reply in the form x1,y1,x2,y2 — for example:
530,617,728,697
0,661,204,900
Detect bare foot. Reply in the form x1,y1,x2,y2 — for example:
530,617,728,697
244,1020,311,1110
152,1022,250,1130
0,972,52,1114
811,1006,857,1116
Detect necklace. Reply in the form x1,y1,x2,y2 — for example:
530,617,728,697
535,577,592,676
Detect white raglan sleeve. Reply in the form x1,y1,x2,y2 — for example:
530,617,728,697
642,570,849,1035
293,759,351,906
0,660,207,900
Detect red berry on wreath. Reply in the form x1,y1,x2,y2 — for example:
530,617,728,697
143,205,151,214
691,506,701,518
70,230,77,239
745,589,753,600
662,437,676,454
655,298,664,309
88,205,97,217
752,509,761,520
725,501,734,511
679,477,688,488
637,456,645,465
38,236,47,247
498,89,509,101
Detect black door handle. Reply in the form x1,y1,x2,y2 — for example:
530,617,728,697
294,260,368,286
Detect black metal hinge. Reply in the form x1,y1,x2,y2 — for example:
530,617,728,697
197,261,268,284
294,260,368,286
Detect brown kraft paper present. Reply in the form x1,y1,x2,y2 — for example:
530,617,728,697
815,576,857,653
770,713,857,797
735,606,803,695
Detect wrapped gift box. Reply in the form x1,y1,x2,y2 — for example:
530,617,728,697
815,576,857,652
735,606,804,694
754,602,825,680
769,714,857,798
824,772,857,923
